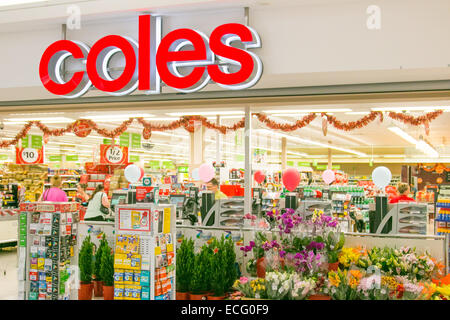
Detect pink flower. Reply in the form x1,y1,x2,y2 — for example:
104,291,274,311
239,277,249,284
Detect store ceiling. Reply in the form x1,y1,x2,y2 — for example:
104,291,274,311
0,100,449,165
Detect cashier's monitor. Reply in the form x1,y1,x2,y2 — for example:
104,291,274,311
170,194,186,208
110,190,128,212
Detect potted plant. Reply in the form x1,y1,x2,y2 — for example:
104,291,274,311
100,242,114,300
176,238,195,300
325,231,345,271
224,236,238,294
93,234,108,297
189,253,206,300
208,238,227,300
240,231,268,278
78,236,94,300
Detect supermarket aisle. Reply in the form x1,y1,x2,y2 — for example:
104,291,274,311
0,247,17,300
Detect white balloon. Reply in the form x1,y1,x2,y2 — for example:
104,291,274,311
124,164,141,183
372,166,392,189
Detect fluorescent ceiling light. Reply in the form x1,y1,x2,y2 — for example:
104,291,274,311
0,0,48,7
372,106,450,112
206,115,245,120
167,111,244,116
83,114,154,121
388,127,418,145
257,129,367,157
416,140,439,158
264,108,352,114
388,126,439,157
5,117,74,124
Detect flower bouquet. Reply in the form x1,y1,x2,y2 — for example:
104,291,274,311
289,273,316,300
325,269,362,300
265,271,291,300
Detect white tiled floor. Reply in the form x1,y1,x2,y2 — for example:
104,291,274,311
0,247,18,300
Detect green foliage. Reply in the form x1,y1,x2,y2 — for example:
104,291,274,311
79,236,94,283
176,238,195,292
325,231,345,263
210,237,227,297
224,236,237,292
100,242,114,287
94,234,108,280
189,253,205,294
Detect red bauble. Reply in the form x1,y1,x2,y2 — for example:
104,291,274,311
73,120,92,137
143,128,152,140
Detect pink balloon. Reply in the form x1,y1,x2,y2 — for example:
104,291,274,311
139,167,145,180
322,169,335,185
282,168,301,191
254,170,266,184
199,163,215,182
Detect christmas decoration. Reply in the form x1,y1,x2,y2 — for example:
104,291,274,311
0,110,444,148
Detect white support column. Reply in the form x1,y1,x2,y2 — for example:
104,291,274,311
281,137,287,170
216,115,221,163
244,106,252,215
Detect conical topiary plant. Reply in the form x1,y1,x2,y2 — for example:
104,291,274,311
189,253,204,295
176,238,195,293
210,237,227,297
224,235,237,292
79,235,94,284
94,234,108,281
100,245,114,287
100,242,114,300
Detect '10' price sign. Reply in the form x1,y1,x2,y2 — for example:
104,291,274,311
16,147,44,164
100,144,128,165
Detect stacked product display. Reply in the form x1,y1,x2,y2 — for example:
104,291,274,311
113,203,176,300
18,202,79,300
4,164,47,202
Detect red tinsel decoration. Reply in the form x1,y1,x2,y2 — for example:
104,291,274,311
388,109,443,126
255,112,317,132
325,111,382,131
0,110,444,148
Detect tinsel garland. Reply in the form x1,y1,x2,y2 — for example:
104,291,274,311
255,112,317,131
0,110,444,148
324,111,382,131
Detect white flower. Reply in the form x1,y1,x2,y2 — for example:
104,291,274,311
331,287,336,294
381,289,386,294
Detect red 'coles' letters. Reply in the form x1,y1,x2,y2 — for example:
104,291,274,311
39,15,262,98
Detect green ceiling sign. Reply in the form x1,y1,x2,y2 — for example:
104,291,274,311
298,162,311,167
131,133,141,149
129,155,140,162
66,155,78,162
49,155,62,162
120,132,130,147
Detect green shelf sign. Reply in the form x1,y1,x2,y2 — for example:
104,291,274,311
103,138,112,145
66,155,78,162
287,161,294,167
298,162,310,167
162,161,175,169
0,155,8,160
178,166,189,173
129,155,140,162
49,155,62,162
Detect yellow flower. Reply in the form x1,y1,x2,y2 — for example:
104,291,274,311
436,285,450,298
381,276,397,290
328,271,341,287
